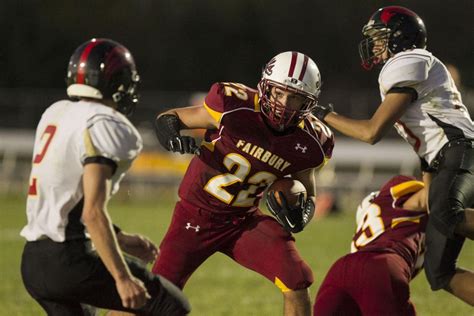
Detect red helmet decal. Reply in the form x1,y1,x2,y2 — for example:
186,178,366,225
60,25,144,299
380,9,396,24
264,57,276,76
381,6,417,24
104,45,131,80
76,39,103,84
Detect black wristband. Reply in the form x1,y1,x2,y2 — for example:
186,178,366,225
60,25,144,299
112,224,122,234
154,114,182,150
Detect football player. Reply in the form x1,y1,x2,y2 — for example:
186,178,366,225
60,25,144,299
313,175,427,315
313,6,474,305
20,38,190,315
153,51,334,315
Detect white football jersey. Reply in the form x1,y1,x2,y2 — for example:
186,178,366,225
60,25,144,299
21,100,143,242
379,49,474,164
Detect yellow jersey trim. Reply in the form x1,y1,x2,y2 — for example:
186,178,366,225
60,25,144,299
391,214,424,228
202,140,217,152
203,101,223,123
390,180,424,199
274,277,291,292
315,156,330,171
253,94,260,112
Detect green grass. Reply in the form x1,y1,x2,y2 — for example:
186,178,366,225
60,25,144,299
1,194,473,315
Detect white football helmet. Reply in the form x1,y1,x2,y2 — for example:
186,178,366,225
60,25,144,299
258,51,321,131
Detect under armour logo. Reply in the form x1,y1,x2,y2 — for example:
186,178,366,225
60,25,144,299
185,222,200,232
295,143,307,153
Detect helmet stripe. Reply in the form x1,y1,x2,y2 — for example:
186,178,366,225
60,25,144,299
76,39,103,84
288,51,298,77
298,55,309,80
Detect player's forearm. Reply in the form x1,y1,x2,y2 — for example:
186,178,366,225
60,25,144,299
325,112,382,144
83,209,132,281
158,105,217,130
422,172,432,187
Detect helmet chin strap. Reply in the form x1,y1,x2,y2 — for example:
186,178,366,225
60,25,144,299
260,108,299,134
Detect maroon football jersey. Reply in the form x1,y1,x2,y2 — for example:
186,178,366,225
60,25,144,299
351,175,427,279
178,82,334,215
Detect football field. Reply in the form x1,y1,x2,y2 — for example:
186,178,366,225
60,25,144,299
1,194,473,315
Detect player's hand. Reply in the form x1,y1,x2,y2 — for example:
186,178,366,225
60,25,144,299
266,192,315,233
117,232,159,264
115,275,151,309
154,114,200,155
312,103,334,122
168,136,200,155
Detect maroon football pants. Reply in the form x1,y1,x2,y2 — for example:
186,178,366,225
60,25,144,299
313,251,416,316
152,200,313,291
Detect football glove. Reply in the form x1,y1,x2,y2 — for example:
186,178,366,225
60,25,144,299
154,114,200,154
312,103,334,123
266,191,315,233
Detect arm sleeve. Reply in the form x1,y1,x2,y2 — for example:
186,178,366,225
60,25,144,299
80,116,142,165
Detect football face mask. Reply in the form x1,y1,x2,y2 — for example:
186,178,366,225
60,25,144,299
359,29,390,70
259,80,316,132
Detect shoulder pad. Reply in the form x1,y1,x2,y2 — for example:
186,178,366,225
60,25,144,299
380,51,432,91
82,114,142,163
204,82,258,123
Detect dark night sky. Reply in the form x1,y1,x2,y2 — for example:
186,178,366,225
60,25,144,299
0,0,472,128
2,0,473,90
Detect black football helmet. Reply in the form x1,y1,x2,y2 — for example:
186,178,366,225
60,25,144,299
359,6,427,70
66,38,140,116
